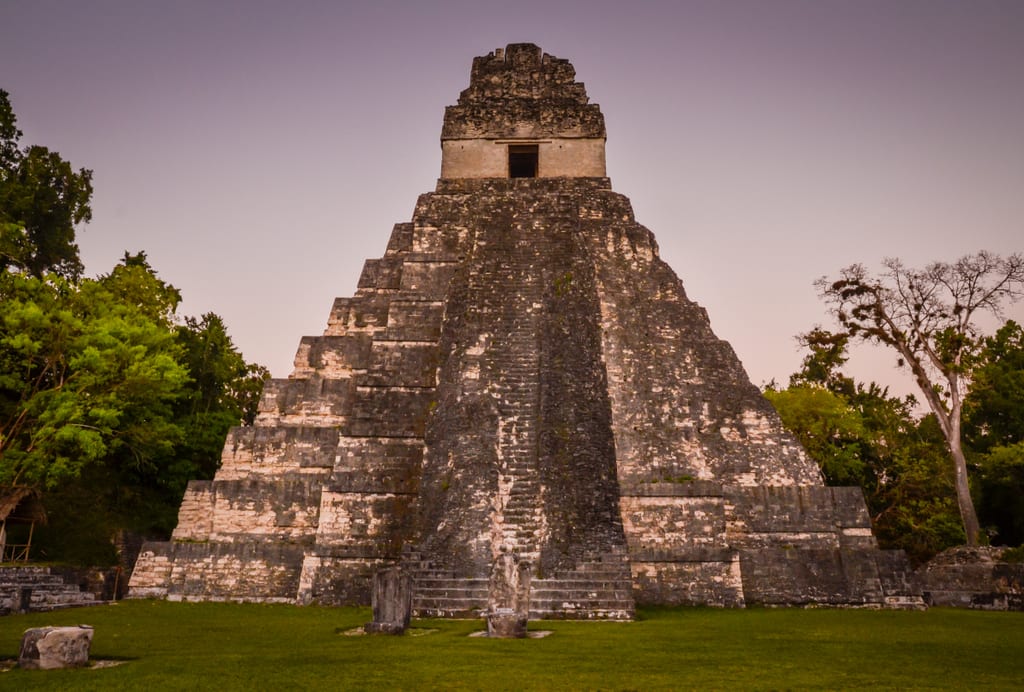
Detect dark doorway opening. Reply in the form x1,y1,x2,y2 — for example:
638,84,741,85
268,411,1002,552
508,145,539,178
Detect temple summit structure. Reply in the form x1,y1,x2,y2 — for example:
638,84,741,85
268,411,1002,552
129,44,921,617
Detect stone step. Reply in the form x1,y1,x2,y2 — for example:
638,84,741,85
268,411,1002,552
413,606,486,618
531,589,632,601
414,587,489,599
410,575,488,585
500,505,538,513
413,595,488,607
0,575,68,586
542,581,631,590
530,597,634,609
548,568,632,578
0,566,104,615
529,607,634,621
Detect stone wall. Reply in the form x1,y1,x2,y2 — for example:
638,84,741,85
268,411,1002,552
918,547,1024,610
440,138,606,179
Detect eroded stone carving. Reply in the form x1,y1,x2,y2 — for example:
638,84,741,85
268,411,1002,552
486,553,531,638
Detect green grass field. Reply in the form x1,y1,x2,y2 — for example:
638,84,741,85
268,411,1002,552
0,601,1021,690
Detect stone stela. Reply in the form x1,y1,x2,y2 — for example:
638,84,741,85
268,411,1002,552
129,43,922,617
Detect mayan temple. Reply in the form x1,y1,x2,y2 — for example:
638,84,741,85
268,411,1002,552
129,44,921,616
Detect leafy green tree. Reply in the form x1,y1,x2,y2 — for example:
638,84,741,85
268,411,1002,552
0,93,269,563
962,321,1024,545
963,321,1024,453
0,267,189,504
764,385,869,487
171,312,269,484
788,327,855,394
972,443,1024,547
768,330,964,563
867,413,964,563
0,90,93,278
816,252,1024,545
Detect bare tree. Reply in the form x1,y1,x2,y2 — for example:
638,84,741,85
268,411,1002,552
816,252,1024,545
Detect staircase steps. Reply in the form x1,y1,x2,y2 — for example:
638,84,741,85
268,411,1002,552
0,567,105,613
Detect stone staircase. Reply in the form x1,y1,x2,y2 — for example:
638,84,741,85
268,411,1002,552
407,548,634,620
530,551,635,620
410,570,490,618
0,566,103,614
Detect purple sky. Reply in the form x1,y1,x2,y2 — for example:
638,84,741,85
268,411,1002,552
3,1,1023,401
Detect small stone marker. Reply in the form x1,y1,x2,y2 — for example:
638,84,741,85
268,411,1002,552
19,625,94,670
364,567,412,634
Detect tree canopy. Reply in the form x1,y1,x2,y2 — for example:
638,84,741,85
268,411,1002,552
0,90,268,564
815,252,1024,545
0,90,93,278
962,321,1024,546
765,331,963,564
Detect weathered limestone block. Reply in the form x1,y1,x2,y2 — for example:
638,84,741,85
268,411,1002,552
19,626,93,670
296,556,393,605
313,491,416,555
358,256,403,290
739,548,853,606
164,541,305,602
385,222,414,254
255,377,354,426
347,386,434,437
619,494,726,554
382,300,444,341
325,295,391,336
330,437,423,493
737,546,922,607
631,558,745,608
218,426,340,479
398,260,460,298
292,334,373,378
725,486,863,549
360,341,440,388
128,542,174,599
206,478,324,541
171,481,214,541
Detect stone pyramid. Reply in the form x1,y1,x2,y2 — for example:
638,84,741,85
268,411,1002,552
129,44,921,616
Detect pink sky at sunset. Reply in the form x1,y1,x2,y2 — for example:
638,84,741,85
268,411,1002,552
2,0,1022,403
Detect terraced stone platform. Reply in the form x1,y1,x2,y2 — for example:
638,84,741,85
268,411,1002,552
129,43,921,616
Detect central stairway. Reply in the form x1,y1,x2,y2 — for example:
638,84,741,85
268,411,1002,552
407,548,634,620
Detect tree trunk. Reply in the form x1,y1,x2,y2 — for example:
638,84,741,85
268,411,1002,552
949,439,982,546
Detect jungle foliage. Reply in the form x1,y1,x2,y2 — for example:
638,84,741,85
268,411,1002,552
767,320,1024,564
0,90,268,565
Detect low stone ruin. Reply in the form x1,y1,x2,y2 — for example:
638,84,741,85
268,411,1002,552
918,547,1024,610
0,566,102,614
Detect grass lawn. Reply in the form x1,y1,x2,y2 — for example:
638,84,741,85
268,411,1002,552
0,601,1021,690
